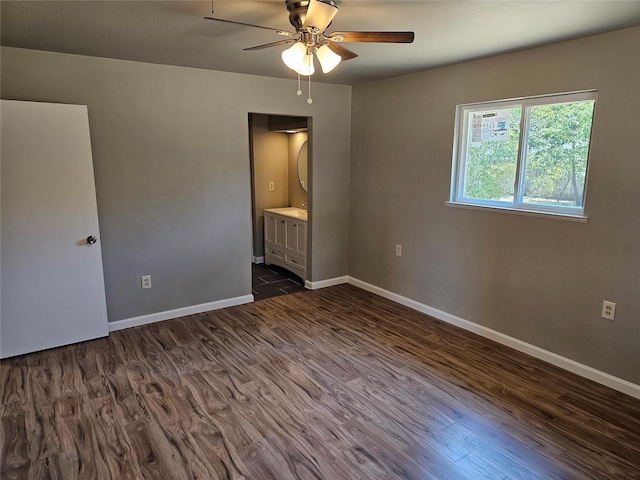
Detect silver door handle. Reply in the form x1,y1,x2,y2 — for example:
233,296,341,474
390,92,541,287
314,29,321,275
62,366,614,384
86,235,97,245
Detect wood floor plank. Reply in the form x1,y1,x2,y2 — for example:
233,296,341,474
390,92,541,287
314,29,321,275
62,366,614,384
2,284,640,479
341,418,435,480
1,404,31,479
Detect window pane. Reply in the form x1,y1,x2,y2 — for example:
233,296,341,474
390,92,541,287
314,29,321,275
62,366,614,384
463,107,521,202
521,101,594,208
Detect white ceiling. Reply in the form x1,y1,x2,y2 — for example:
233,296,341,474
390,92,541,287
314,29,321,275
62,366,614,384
2,1,640,85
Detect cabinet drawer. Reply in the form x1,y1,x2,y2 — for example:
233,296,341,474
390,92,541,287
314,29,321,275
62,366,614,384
265,246,284,261
285,253,306,269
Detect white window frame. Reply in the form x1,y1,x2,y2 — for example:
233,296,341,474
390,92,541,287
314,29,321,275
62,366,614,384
448,90,597,221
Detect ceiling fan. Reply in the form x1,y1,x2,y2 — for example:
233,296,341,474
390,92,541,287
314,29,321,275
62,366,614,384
205,0,414,96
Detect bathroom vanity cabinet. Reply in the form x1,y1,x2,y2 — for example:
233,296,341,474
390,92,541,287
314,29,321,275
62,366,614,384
264,208,307,281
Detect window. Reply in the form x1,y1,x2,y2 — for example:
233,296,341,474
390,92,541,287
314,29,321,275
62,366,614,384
449,91,596,219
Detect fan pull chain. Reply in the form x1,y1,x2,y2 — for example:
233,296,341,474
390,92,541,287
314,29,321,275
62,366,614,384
307,55,313,104
294,56,313,103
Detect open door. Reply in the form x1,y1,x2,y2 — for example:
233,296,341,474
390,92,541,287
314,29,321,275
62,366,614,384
1,100,109,358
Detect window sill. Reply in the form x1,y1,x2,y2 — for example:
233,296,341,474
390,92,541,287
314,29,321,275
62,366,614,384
444,201,589,223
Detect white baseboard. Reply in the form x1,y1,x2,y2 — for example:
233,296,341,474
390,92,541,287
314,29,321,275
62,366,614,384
305,275,349,290
347,276,640,400
253,256,265,264
108,294,254,332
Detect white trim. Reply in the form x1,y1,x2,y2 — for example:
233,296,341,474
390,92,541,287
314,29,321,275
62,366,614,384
347,276,640,400
108,294,254,332
456,89,597,109
305,275,349,290
445,201,589,223
253,256,265,264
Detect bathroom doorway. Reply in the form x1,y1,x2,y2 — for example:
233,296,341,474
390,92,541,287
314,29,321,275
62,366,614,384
248,113,310,301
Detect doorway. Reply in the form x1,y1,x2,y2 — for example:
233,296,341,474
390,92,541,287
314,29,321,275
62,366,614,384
248,113,310,301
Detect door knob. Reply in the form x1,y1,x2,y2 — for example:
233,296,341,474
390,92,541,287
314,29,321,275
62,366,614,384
86,235,97,245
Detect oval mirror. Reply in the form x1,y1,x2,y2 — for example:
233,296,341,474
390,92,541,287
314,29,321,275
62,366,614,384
297,139,308,192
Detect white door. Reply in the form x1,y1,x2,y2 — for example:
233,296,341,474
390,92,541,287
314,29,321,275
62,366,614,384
1,100,109,358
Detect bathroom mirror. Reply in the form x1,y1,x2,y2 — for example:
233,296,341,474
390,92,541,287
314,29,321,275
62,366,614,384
297,139,308,192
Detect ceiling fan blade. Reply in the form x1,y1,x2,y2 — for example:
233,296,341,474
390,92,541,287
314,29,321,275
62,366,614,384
244,40,297,51
328,31,415,43
204,16,284,33
303,0,338,32
327,42,358,61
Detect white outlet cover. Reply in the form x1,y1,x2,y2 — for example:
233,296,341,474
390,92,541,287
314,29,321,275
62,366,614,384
602,301,616,320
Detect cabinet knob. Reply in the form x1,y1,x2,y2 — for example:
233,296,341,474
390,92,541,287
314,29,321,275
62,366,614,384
86,235,97,245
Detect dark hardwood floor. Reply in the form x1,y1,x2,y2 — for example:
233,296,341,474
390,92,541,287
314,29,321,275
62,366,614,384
2,284,639,479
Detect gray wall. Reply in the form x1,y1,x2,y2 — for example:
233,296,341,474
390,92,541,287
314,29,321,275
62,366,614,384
349,27,640,384
1,47,351,322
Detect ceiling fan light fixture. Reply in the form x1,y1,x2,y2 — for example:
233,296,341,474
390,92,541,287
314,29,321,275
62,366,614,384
296,53,315,76
316,44,341,73
281,42,306,71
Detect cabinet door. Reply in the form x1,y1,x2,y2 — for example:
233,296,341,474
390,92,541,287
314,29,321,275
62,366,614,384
265,213,276,244
275,217,286,247
285,220,298,252
295,222,307,256
285,220,307,256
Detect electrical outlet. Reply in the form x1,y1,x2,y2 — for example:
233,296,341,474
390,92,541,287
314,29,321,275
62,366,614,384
395,244,402,257
141,275,152,289
268,181,275,192
602,301,616,320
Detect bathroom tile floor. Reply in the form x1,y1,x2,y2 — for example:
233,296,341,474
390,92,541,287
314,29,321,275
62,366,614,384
252,262,307,301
